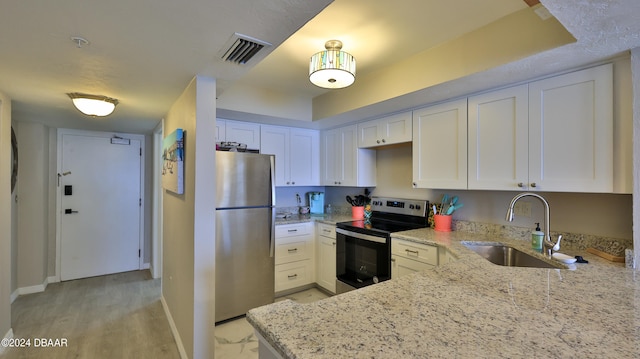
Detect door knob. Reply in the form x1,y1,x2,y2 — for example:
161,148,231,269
64,209,79,214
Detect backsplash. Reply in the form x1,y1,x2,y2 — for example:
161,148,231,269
452,219,633,254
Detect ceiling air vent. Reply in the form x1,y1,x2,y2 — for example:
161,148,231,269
220,33,272,65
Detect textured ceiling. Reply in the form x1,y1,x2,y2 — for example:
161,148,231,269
1,0,640,133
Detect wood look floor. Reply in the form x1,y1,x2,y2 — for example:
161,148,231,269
3,270,180,359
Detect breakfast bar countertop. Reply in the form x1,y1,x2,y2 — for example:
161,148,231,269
247,227,638,358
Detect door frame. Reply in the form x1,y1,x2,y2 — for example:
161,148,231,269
152,121,163,279
55,128,146,282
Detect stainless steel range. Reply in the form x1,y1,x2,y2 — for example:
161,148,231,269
335,197,429,294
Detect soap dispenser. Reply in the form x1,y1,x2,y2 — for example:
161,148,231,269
531,223,544,252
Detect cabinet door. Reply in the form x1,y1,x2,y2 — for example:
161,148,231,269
290,129,320,186
260,125,289,186
321,129,339,185
381,112,412,145
338,125,358,186
528,64,613,192
357,120,381,148
468,85,529,190
225,120,261,150
412,99,468,189
215,119,226,142
391,256,435,279
316,235,336,294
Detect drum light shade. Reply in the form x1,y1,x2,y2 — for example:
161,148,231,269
309,40,356,89
67,93,119,116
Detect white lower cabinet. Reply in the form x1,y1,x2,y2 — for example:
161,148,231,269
274,223,314,293
391,239,438,279
315,223,336,294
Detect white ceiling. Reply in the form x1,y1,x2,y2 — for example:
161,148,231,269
1,0,640,134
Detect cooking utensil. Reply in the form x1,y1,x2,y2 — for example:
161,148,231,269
346,195,355,206
440,194,449,213
445,202,464,215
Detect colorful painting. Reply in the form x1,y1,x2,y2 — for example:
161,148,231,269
162,128,184,194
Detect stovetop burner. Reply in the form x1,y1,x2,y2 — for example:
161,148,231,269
337,197,429,235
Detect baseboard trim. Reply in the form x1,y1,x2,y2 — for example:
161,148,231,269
10,289,19,304
11,276,56,303
0,328,14,355
161,296,188,359
142,262,150,270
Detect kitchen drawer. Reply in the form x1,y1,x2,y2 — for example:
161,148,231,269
316,223,336,238
275,260,312,292
392,239,438,266
275,240,312,265
275,223,313,238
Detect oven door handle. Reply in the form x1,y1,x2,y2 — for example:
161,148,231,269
336,228,387,244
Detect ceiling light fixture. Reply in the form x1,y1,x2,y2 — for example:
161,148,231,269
67,93,119,117
309,40,356,89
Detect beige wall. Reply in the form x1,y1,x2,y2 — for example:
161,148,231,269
162,76,216,358
0,92,12,341
374,144,632,240
15,122,49,289
631,47,640,267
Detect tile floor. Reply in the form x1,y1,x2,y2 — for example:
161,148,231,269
214,288,330,359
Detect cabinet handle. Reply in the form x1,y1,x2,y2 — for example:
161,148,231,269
291,181,295,185
332,242,336,246
288,274,298,279
530,182,537,188
517,182,523,188
382,139,386,143
286,181,290,185
323,229,331,233
288,248,298,253
376,140,381,144
405,249,419,255
412,182,417,187
287,229,298,233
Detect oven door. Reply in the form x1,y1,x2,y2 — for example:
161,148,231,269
335,228,391,293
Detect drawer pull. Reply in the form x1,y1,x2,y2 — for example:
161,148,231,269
323,229,331,233
287,274,298,279
287,248,298,253
287,229,298,233
405,249,419,255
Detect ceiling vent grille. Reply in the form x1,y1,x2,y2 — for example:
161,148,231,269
220,33,272,65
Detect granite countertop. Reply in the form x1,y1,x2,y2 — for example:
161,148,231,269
275,213,353,226
248,227,637,358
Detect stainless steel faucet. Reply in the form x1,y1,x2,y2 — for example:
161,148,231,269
505,192,558,257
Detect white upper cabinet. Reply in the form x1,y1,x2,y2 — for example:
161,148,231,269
468,64,613,192
321,125,376,187
468,84,529,190
224,120,261,150
215,119,226,142
412,98,468,189
528,64,613,192
260,125,319,186
357,112,412,148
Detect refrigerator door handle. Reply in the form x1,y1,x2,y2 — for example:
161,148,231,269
269,208,276,257
269,155,276,206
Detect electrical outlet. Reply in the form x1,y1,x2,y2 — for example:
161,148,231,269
514,201,532,217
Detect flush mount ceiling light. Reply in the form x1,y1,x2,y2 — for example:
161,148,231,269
67,93,119,117
309,40,356,89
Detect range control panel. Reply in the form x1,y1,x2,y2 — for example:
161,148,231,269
370,197,428,217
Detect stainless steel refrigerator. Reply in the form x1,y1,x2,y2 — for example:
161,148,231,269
215,151,275,323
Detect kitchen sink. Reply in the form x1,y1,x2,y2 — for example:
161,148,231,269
463,243,562,269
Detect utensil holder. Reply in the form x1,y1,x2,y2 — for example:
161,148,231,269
433,214,452,232
351,206,364,219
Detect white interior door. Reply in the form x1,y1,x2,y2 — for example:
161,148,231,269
60,133,142,281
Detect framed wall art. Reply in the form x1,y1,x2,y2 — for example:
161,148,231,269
162,128,184,194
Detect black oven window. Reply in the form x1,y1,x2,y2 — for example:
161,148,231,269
337,234,390,289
